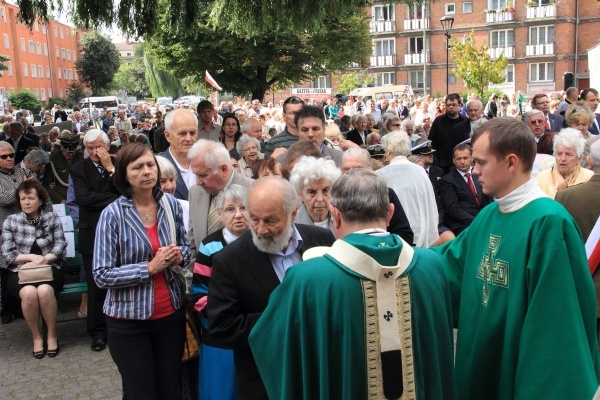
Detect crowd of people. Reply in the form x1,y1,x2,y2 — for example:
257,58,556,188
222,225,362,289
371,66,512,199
0,85,599,400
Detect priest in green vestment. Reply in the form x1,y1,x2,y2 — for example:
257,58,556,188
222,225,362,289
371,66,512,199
432,117,600,399
249,169,456,400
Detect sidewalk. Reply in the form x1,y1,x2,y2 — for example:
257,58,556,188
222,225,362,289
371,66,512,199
0,299,122,400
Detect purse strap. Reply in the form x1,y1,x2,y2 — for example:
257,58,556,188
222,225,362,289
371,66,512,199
160,195,177,245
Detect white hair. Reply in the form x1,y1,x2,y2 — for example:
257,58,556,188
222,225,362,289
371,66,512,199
553,128,585,157
289,156,342,194
187,139,231,173
248,176,300,214
342,147,371,168
590,139,600,169
83,129,110,145
164,109,198,131
0,141,14,152
385,132,411,157
236,134,261,155
216,184,248,210
155,155,177,179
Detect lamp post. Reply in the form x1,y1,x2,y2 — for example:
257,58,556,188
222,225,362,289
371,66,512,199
440,15,454,96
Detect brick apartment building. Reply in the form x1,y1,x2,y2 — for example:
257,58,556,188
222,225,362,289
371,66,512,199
268,0,600,102
0,2,85,103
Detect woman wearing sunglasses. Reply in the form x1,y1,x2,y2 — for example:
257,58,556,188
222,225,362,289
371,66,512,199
0,141,33,324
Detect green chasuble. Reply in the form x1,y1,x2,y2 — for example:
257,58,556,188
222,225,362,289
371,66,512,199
249,233,456,400
433,197,600,399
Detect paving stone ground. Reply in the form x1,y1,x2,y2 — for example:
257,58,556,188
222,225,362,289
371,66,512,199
0,297,122,400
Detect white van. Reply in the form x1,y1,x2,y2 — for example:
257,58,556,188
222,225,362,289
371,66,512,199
77,96,120,113
157,97,173,111
349,85,414,104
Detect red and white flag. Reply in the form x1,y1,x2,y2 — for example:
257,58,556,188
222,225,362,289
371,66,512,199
205,70,222,91
587,216,600,275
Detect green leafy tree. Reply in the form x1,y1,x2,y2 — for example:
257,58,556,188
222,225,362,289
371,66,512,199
75,32,120,95
66,81,87,106
143,51,185,99
112,45,151,99
450,31,509,100
337,70,374,96
9,88,40,111
148,8,370,101
0,54,9,76
46,97,70,109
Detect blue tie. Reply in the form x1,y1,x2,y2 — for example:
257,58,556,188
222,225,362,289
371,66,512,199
589,120,599,136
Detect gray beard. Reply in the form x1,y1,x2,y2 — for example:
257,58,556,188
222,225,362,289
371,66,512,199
251,221,294,254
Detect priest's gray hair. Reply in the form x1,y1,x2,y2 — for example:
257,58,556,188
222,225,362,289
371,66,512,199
188,139,231,173
330,168,389,224
385,132,411,157
216,184,248,211
249,176,300,214
342,148,371,168
553,128,585,157
290,156,341,194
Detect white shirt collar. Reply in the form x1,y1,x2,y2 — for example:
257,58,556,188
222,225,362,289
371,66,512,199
495,178,547,213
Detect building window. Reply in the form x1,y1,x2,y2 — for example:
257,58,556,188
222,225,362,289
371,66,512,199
58,68,61,79
46,66,50,78
73,52,76,62
20,38,25,52
406,3,428,19
38,66,43,78
488,0,508,10
68,69,73,80
408,37,425,53
55,46,59,57
409,71,425,89
34,20,39,31
445,3,456,14
529,25,554,45
31,64,37,78
311,76,330,88
530,62,554,82
42,24,46,34
530,0,552,5
28,40,34,53
491,29,514,47
0,7,5,22
373,38,396,57
60,28,64,39
41,88,46,101
61,48,66,59
59,89,63,98
373,4,395,21
67,50,71,60
48,88,52,98
23,63,28,77
63,68,67,78
3,34,8,49
448,73,457,85
501,64,514,84
36,42,41,55
44,44,48,56
463,2,473,13
6,61,11,76
375,72,395,86
53,26,57,37
33,88,39,97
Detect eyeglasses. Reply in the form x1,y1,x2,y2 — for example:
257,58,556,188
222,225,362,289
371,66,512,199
221,205,247,216
0,153,15,160
529,119,545,125
390,124,401,127
283,96,304,105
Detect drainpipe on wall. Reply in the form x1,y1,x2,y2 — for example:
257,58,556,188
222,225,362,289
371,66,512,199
574,0,579,88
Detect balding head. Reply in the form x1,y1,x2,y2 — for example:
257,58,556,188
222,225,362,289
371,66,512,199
241,118,264,141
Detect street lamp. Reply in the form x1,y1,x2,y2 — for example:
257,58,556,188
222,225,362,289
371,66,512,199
440,15,454,96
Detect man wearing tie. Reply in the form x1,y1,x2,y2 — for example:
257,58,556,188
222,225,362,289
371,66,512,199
70,129,120,352
438,143,492,235
581,88,600,135
531,94,563,132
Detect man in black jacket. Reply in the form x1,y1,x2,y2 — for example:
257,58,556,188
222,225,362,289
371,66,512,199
429,93,466,172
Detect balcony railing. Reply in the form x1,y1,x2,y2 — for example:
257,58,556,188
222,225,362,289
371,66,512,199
526,42,555,56
488,46,514,59
403,18,430,31
370,20,395,33
404,52,430,65
485,10,515,23
526,5,557,19
370,54,397,67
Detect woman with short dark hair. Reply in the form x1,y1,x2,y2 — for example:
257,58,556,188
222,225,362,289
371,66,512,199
93,143,190,399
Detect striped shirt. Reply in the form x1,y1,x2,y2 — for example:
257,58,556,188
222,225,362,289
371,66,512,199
93,192,191,320
263,129,299,158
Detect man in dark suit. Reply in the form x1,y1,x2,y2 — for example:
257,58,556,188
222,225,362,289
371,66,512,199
4,121,34,163
346,114,370,147
413,141,447,234
207,177,335,400
531,93,564,132
580,88,600,135
555,139,600,337
439,143,492,235
451,99,486,148
70,129,120,351
429,93,467,172
523,109,555,155
161,109,198,201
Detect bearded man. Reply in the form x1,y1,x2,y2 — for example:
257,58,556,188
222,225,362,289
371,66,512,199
207,177,335,400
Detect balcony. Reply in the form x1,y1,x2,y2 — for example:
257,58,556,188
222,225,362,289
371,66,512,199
370,54,397,67
488,46,514,59
485,10,515,23
370,20,395,34
404,52,430,65
526,5,556,20
403,18,430,31
526,43,555,56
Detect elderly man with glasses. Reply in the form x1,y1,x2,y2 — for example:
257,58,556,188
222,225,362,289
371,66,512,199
531,93,564,132
523,109,555,155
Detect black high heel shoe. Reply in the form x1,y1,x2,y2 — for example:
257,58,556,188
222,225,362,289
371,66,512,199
47,343,60,358
32,349,45,359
